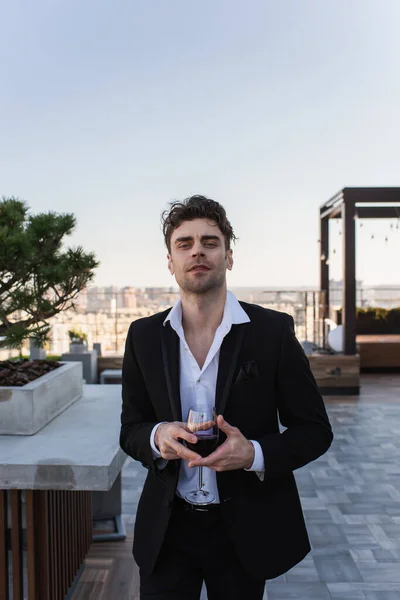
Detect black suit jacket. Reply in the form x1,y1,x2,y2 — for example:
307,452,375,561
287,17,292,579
120,302,333,579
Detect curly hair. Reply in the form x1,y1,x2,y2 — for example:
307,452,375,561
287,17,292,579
161,195,237,252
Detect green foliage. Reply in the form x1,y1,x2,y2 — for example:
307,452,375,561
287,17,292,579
356,307,400,321
8,354,61,362
46,354,62,361
68,329,88,344
0,196,99,349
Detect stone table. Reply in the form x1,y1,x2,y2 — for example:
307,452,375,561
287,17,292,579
0,384,127,600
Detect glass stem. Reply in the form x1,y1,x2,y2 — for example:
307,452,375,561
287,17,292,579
198,466,204,492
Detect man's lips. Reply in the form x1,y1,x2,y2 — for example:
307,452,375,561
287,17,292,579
188,265,210,272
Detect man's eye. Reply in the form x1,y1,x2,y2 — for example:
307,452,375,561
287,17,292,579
205,242,217,248
179,243,190,249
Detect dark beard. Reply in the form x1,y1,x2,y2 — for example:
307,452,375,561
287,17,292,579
180,271,225,295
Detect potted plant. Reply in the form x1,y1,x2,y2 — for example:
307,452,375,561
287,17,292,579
68,329,88,353
0,196,99,434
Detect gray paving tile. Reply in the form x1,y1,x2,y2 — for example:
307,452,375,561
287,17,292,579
314,552,363,582
307,523,348,547
328,583,366,598
364,593,400,600
328,583,400,596
266,582,331,599
372,549,400,562
286,557,320,582
356,562,400,582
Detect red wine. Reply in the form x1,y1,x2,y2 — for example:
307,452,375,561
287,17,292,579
186,433,218,457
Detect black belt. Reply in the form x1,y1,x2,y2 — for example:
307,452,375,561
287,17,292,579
174,495,221,513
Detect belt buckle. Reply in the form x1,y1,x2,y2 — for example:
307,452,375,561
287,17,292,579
190,504,209,512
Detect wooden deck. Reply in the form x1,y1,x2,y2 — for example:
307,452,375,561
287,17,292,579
70,374,400,600
70,531,140,600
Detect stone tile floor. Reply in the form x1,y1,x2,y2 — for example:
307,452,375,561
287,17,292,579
122,400,400,599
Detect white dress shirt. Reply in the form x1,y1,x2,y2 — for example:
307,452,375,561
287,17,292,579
150,291,265,503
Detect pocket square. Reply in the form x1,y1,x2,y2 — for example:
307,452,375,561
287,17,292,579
234,360,260,384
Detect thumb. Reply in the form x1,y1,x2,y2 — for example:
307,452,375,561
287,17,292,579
217,414,236,434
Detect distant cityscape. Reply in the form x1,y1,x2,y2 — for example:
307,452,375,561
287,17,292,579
3,282,399,360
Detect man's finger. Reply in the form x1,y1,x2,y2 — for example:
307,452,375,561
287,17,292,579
188,444,227,468
171,428,198,444
217,415,237,434
189,420,216,432
167,439,201,461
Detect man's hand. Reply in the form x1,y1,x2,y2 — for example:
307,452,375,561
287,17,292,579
188,415,255,471
154,422,202,461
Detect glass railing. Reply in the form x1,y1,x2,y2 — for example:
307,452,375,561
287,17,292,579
2,287,399,359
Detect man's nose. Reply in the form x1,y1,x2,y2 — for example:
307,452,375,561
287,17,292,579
191,242,205,257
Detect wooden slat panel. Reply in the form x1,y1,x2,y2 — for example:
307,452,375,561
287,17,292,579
87,492,92,549
55,491,62,600
68,492,73,584
357,335,400,368
26,491,36,599
73,492,79,575
0,491,9,600
35,491,50,600
97,356,123,381
53,491,60,600
71,493,76,578
26,491,51,600
60,492,67,595
26,490,92,600
65,492,70,585
82,492,88,560
48,491,57,600
77,492,83,563
10,490,23,600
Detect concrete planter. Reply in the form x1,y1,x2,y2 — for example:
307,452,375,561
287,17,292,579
0,362,83,435
61,350,98,384
29,338,47,360
69,343,88,353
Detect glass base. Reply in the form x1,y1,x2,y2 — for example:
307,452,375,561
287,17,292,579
184,489,216,506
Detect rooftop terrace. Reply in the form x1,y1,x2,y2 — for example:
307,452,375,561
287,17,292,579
69,373,400,600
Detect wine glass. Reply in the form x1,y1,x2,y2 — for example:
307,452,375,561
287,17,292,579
184,404,219,505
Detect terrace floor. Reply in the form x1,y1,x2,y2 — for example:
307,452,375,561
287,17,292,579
71,374,400,600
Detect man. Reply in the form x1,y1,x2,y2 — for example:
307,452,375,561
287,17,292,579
120,195,333,600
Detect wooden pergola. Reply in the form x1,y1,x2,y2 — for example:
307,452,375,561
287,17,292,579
320,187,400,355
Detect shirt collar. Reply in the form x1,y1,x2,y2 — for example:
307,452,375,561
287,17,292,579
163,290,250,332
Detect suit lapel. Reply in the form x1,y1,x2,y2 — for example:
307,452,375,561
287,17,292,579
215,323,247,415
160,323,182,422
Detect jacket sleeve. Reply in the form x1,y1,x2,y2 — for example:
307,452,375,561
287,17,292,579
258,314,333,479
119,321,161,473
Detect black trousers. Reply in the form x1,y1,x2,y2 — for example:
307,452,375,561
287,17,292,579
140,497,265,600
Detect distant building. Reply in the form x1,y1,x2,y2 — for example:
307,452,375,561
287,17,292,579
121,286,137,309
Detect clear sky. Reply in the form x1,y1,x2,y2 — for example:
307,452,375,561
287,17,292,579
1,0,400,289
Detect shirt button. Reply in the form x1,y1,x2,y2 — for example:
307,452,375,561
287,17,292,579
197,379,200,383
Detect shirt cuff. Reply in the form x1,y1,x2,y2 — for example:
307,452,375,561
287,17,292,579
245,440,265,472
150,422,167,459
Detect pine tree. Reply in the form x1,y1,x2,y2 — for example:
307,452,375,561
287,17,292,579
0,196,99,349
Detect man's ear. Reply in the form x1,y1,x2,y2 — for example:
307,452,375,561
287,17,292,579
167,254,174,275
226,249,233,271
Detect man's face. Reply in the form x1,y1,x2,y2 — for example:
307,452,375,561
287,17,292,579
167,218,233,295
